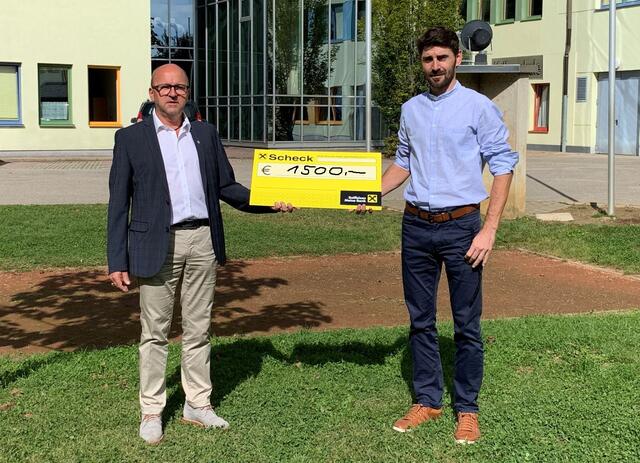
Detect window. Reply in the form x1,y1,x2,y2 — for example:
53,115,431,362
532,83,549,133
576,77,588,102
478,0,491,22
0,64,21,126
316,87,342,125
330,4,344,42
88,67,121,127
293,105,310,125
38,64,72,126
601,0,640,7
499,0,516,22
526,0,543,17
460,1,468,21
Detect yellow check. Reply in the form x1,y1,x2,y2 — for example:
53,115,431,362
249,149,382,210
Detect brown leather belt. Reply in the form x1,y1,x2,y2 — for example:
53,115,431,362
404,203,479,223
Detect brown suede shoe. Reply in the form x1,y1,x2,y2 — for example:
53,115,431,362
392,404,443,432
454,412,481,444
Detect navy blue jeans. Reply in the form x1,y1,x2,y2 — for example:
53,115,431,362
401,209,483,413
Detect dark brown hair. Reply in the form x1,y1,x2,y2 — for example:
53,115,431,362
416,26,460,56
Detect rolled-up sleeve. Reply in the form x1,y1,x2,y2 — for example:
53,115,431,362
477,100,519,176
394,112,411,171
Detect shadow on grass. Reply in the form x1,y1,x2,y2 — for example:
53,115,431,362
0,352,71,388
400,335,456,410
164,333,459,420
2,261,330,352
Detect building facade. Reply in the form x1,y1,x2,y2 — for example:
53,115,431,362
0,1,150,152
462,0,640,155
1,0,386,153
188,0,383,147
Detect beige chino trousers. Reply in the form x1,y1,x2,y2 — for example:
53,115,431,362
137,225,216,415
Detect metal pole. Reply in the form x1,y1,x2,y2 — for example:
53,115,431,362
365,0,372,152
608,0,616,216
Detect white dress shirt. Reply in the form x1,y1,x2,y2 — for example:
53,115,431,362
153,110,208,225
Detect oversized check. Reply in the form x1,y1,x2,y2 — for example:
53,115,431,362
249,149,382,210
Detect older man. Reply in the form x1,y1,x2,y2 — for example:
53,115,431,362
107,64,292,444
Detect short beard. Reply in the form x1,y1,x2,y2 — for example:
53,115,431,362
427,71,454,94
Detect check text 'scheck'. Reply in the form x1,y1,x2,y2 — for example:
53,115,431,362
249,149,382,210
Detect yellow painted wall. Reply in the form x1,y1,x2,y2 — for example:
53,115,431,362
572,1,640,148
489,0,640,151
0,1,150,151
489,1,565,148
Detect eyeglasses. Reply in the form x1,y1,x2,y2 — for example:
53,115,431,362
151,84,190,97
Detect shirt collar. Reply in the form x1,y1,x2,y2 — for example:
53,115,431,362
425,80,461,102
152,109,191,133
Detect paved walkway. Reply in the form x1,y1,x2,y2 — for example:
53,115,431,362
1,149,638,214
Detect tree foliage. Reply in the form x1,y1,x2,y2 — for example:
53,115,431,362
269,0,337,141
371,0,464,153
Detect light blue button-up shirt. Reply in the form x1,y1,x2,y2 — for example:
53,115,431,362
394,81,519,210
153,110,208,224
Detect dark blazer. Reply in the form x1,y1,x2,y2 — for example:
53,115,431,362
107,117,272,278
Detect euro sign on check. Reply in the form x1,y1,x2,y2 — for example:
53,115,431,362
249,149,383,210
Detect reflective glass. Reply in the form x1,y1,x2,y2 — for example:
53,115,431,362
253,105,264,141
152,0,170,47
303,0,330,99
38,65,71,123
171,48,194,60
218,2,228,96
207,5,217,97
241,105,251,140
253,0,264,94
230,105,239,139
152,47,170,59
170,0,195,47
0,65,19,121
230,0,240,96
241,20,251,95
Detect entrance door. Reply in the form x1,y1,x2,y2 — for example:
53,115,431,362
596,71,640,155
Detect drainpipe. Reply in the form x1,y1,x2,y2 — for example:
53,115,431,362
560,0,572,152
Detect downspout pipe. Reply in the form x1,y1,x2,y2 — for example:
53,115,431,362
560,0,572,152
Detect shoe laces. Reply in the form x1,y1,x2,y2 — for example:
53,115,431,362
142,413,161,422
457,412,478,433
404,404,430,421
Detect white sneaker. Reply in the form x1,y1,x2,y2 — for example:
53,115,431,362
139,414,163,444
182,403,230,429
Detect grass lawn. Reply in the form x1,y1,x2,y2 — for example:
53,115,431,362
1,311,639,462
0,205,401,271
1,204,640,273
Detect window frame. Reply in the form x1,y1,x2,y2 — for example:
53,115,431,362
474,0,492,22
0,63,22,127
38,64,73,127
531,83,550,134
315,86,343,126
520,0,543,21
88,65,122,128
599,0,640,10
293,104,311,125
496,0,516,24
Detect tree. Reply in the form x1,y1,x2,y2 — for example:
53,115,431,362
268,0,337,141
371,0,463,154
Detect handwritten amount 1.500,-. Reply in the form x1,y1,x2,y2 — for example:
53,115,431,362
286,165,366,177
257,162,376,180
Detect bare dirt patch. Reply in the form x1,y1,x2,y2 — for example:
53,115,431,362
1,250,639,354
